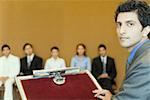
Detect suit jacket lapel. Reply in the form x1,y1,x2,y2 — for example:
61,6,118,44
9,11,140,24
99,56,103,65
30,55,36,69
98,56,104,72
133,40,150,64
106,57,108,69
25,57,28,67
126,40,150,78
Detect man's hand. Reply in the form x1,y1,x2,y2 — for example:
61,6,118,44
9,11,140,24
92,89,112,100
0,77,9,82
98,73,109,79
19,72,24,76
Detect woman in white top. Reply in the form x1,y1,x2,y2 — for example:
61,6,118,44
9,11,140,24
44,46,66,70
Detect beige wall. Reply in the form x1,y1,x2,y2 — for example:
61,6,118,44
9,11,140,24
0,0,149,89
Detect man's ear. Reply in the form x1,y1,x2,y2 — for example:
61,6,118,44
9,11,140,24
142,26,150,37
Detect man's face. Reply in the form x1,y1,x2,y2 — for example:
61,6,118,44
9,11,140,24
24,45,33,56
116,12,144,49
51,49,59,58
98,47,106,57
2,47,11,57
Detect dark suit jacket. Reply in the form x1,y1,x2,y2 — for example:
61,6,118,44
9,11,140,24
92,56,117,81
112,40,150,100
20,55,43,75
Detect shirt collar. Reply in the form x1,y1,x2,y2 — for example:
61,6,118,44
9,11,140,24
51,57,60,61
3,54,12,59
128,39,149,64
27,53,34,60
100,56,107,59
75,55,86,61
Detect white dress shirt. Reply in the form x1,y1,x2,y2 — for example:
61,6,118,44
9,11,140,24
27,53,34,67
0,54,20,78
100,56,107,74
100,56,107,65
44,57,66,70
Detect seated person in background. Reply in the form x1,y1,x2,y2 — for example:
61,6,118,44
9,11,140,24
71,43,91,71
0,44,20,100
92,44,117,93
20,43,43,76
44,46,66,70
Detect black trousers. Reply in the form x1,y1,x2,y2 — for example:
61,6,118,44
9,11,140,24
98,78,112,91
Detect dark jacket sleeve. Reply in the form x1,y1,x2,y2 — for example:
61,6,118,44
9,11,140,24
36,57,43,69
109,58,117,80
19,58,26,75
20,59,23,73
92,58,100,79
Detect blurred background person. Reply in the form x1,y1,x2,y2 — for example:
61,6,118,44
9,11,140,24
20,43,43,76
92,44,117,93
44,46,66,70
0,44,20,100
71,43,91,72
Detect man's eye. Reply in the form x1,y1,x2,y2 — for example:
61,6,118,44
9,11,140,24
116,23,121,28
127,23,134,27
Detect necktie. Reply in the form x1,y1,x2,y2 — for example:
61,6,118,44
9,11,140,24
27,57,31,68
102,57,106,73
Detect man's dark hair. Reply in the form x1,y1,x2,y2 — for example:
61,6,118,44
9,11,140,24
115,0,150,28
98,44,107,50
51,46,59,52
23,43,33,50
1,44,11,51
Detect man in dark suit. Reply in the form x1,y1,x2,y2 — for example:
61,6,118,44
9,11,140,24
92,44,117,92
20,43,43,76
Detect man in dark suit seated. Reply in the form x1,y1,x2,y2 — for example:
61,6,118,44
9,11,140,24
20,43,43,76
92,44,117,93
